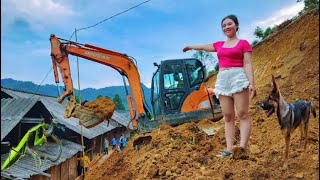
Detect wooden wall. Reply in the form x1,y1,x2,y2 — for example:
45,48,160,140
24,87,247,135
31,156,78,180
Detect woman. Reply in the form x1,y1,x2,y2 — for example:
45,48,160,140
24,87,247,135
183,15,256,158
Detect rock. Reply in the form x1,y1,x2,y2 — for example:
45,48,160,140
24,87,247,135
294,172,304,179
147,164,158,178
176,168,182,174
312,155,318,161
249,145,261,155
158,167,166,176
165,170,172,177
194,163,201,169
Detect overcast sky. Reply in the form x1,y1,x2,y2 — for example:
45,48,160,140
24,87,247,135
1,0,304,89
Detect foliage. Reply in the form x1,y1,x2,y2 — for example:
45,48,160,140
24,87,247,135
97,95,103,99
253,26,264,40
298,0,319,10
192,50,213,62
251,40,260,47
252,26,275,46
263,27,274,39
192,50,218,76
75,94,81,103
113,93,125,110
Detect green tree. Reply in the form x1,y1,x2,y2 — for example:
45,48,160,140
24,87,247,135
192,50,213,63
75,94,81,104
251,40,260,47
253,26,264,40
263,27,274,39
97,95,103,99
298,0,319,10
192,50,217,75
113,93,125,110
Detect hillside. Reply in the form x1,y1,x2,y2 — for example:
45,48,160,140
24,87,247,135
86,9,319,180
1,78,152,109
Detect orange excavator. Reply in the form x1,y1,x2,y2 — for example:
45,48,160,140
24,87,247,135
50,34,223,133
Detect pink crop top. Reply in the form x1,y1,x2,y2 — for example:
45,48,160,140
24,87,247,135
213,40,252,68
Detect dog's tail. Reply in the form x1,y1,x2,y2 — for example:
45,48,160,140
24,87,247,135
308,101,317,118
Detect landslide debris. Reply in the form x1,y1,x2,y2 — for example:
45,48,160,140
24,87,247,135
86,8,319,180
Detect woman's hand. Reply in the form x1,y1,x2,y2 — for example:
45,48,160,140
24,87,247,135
183,46,192,52
249,83,256,99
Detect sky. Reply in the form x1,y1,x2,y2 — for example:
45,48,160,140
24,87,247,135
1,0,304,89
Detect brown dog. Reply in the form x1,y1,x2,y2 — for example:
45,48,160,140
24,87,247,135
260,75,316,169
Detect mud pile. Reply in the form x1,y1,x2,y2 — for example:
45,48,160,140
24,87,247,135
83,97,116,120
86,8,319,179
72,97,116,128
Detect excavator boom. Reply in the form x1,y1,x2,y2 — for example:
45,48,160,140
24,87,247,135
50,34,146,127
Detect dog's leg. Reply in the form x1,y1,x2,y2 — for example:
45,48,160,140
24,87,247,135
303,121,309,151
299,123,304,145
283,132,291,169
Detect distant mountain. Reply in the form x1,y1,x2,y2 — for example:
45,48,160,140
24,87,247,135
1,78,152,110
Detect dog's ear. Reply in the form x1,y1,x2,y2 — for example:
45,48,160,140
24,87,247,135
271,75,281,99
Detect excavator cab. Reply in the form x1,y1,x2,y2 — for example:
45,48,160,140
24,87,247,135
138,58,223,133
152,59,205,115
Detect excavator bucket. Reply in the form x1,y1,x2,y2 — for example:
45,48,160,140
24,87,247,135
71,105,104,128
71,98,116,128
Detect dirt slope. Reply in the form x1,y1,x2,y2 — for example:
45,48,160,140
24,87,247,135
86,9,319,180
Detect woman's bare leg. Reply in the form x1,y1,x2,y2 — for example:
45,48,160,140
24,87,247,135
219,95,235,152
233,88,251,149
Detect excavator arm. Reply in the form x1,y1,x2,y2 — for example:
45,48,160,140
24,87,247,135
50,34,145,127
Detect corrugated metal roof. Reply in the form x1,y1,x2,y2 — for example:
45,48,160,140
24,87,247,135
1,88,124,139
1,97,40,141
112,110,133,128
1,139,82,179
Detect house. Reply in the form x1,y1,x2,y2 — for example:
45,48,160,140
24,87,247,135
1,97,82,179
1,87,131,179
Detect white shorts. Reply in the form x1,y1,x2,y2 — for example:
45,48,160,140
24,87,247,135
213,67,249,99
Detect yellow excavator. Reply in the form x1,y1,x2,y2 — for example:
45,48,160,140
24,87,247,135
50,34,223,134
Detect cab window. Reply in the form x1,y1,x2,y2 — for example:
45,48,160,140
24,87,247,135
185,59,204,87
163,64,184,89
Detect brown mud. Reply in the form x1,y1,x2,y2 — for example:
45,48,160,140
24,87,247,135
83,97,116,120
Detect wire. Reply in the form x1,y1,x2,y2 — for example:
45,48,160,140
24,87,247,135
68,0,152,41
30,67,53,99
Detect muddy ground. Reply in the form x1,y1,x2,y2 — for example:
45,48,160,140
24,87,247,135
86,9,319,180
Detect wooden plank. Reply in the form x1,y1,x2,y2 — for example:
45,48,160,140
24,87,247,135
47,165,60,180
60,160,68,180
69,156,78,180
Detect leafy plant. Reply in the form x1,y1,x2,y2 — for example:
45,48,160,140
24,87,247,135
192,50,218,76
298,0,319,10
113,93,125,110
253,26,264,40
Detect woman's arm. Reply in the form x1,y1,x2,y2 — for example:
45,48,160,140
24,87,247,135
243,52,256,99
183,44,216,52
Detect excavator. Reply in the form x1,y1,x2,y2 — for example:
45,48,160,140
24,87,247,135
50,34,223,134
